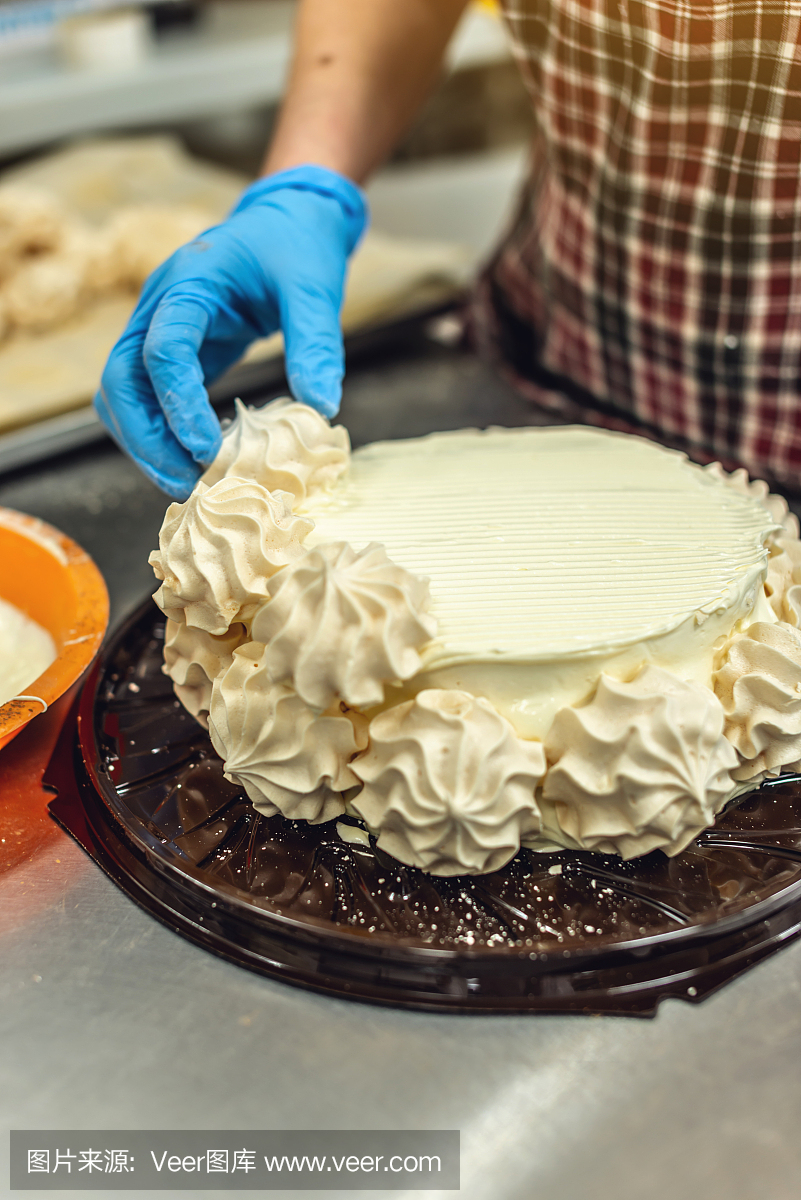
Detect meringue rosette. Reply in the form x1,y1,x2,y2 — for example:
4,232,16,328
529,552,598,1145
714,621,801,779
163,618,246,726
351,689,545,876
765,536,801,627
201,396,350,505
541,666,738,859
703,462,801,623
149,477,313,634
251,541,437,710
704,462,799,539
208,642,369,824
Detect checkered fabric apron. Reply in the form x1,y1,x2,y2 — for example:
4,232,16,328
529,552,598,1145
473,0,801,489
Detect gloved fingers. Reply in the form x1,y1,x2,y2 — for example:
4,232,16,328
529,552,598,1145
280,277,345,419
197,331,257,385
95,341,203,500
143,294,223,466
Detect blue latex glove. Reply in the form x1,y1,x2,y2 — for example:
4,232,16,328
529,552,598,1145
94,165,368,499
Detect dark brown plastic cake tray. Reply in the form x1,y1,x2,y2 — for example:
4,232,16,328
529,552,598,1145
46,597,801,1014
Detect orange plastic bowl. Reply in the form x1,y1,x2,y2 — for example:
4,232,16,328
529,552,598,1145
0,507,109,752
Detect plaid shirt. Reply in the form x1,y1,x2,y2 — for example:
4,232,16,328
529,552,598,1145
472,0,801,490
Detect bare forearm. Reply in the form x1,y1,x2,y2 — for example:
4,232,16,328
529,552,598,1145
263,0,469,183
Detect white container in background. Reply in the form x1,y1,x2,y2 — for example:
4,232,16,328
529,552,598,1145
57,6,151,71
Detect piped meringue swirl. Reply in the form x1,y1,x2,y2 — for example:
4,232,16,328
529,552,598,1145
351,689,545,876
541,665,738,858
765,536,801,627
252,541,437,710
713,621,801,780
704,462,799,539
208,642,369,824
149,477,313,634
201,396,350,505
704,462,801,629
163,618,246,726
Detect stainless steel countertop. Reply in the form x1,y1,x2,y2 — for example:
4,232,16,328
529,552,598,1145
2,337,800,1200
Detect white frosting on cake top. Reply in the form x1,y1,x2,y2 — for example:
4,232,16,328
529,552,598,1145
302,427,779,737
305,427,775,657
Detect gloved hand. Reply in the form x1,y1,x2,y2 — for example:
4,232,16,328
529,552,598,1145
94,165,368,499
